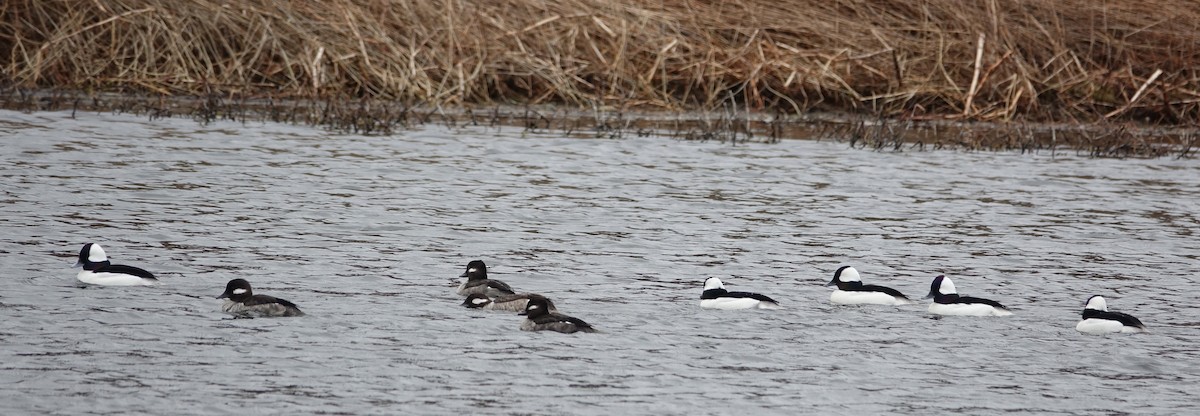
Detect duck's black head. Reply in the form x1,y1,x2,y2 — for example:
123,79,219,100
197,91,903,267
217,278,254,301
462,293,492,308
460,260,488,281
520,297,552,318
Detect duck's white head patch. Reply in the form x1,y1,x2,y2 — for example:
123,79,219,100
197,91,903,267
704,277,724,290
839,267,861,283
232,288,248,295
88,244,108,262
1084,295,1108,311
938,277,958,295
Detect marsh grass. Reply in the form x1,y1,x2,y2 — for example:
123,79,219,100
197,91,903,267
2,1,1199,157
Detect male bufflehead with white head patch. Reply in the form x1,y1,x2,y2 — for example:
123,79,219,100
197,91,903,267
1076,295,1145,334
519,297,595,333
699,277,781,310
456,260,516,297
462,293,558,312
924,275,1012,316
825,266,914,305
74,243,159,286
216,279,304,317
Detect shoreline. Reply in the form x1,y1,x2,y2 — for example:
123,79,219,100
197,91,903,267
3,88,1195,159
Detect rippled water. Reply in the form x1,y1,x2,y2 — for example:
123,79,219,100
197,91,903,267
1,109,1198,415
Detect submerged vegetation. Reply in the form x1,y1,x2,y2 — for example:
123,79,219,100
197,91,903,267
2,0,1199,157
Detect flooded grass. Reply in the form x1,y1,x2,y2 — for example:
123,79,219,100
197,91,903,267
3,87,1195,159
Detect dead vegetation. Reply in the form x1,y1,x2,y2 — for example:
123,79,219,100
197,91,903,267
2,0,1199,156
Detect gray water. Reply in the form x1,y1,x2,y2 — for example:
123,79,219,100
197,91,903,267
1,109,1198,415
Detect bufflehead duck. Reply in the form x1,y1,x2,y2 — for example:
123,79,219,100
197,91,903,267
456,260,516,297
924,275,1012,316
519,297,595,333
74,243,159,286
825,266,914,305
699,277,781,310
1076,295,1146,334
216,279,304,317
462,293,558,312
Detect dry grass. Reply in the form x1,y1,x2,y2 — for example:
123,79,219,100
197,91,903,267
3,0,1200,124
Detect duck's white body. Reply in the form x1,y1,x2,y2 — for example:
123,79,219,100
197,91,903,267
77,270,159,286
700,297,782,310
830,290,912,306
928,302,1012,317
1076,319,1144,334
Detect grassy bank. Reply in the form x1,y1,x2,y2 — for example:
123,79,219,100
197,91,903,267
4,0,1200,121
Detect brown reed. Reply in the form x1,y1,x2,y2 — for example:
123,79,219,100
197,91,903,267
3,0,1200,125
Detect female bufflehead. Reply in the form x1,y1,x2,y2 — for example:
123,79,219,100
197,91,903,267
699,277,781,310
216,279,304,317
74,243,159,286
1076,295,1146,335
456,260,516,297
825,266,914,305
462,293,558,312
924,275,1012,316
519,297,595,333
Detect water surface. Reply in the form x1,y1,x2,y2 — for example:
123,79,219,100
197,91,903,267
1,109,1198,415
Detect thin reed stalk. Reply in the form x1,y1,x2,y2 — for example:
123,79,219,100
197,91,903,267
2,0,1200,124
